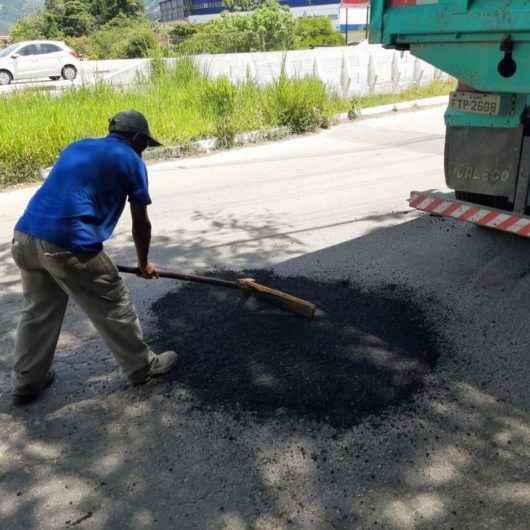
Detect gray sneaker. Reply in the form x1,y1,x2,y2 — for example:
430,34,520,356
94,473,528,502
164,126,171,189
130,351,178,386
13,369,56,406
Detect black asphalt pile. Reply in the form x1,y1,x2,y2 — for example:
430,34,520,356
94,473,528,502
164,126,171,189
150,272,442,428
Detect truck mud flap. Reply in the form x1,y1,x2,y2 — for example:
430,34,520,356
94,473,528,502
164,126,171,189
445,126,524,202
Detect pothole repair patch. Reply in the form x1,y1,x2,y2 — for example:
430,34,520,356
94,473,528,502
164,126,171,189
150,272,442,428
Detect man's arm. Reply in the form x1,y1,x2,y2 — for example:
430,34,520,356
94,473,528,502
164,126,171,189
130,202,158,279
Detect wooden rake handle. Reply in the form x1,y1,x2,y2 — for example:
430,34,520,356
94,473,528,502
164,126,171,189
117,265,239,289
117,266,316,320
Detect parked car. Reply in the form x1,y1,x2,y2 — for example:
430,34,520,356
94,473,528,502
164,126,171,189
0,40,81,85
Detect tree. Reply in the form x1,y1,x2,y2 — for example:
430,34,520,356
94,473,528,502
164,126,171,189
12,0,147,44
168,22,197,46
89,0,144,25
10,13,47,41
218,0,295,52
174,4,345,54
66,15,157,59
42,0,65,38
223,0,262,12
23,0,45,17
177,0,295,54
116,25,157,58
62,0,95,37
294,17,345,49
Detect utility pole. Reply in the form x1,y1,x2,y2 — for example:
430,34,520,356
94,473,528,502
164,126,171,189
345,5,349,45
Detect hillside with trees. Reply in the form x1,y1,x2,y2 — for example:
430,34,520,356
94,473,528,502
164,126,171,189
0,0,41,33
0,0,158,34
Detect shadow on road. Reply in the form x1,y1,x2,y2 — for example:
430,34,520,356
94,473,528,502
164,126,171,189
1,211,529,529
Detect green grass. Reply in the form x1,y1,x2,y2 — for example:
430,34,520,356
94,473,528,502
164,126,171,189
0,66,454,189
0,59,348,188
353,79,455,110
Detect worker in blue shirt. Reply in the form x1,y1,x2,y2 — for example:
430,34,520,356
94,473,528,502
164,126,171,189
11,110,177,405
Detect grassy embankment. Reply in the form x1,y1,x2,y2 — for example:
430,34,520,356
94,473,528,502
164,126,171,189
354,79,455,109
0,59,454,190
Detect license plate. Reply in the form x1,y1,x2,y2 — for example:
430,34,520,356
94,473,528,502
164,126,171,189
449,91,501,116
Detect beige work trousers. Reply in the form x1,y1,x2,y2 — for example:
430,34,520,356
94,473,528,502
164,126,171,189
11,231,154,392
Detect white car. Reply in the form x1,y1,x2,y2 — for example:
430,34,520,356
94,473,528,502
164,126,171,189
0,40,81,85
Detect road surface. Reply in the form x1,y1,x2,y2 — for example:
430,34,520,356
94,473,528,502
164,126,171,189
1,107,529,530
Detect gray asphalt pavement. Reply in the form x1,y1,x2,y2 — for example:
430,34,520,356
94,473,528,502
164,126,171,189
0,107,529,530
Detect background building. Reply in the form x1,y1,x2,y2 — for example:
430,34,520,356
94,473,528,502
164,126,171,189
160,0,189,21
339,0,369,42
160,0,345,25
159,0,369,44
189,0,343,23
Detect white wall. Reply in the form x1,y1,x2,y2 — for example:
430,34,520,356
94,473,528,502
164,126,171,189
184,44,448,98
1,45,448,98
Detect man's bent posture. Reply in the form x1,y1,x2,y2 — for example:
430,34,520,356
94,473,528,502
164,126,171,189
11,110,177,405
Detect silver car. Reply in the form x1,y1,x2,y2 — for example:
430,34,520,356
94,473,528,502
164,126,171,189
0,40,81,85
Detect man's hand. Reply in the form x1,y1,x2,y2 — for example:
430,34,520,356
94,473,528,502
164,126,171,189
139,262,159,280
131,202,154,277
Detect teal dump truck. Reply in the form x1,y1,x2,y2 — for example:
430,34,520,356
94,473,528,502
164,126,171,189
370,0,530,237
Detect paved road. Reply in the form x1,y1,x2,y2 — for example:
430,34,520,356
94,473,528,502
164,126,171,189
1,107,529,529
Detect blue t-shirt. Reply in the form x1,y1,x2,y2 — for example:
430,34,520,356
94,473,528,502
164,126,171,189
15,134,151,253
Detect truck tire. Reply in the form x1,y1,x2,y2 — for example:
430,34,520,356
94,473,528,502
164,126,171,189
455,190,512,211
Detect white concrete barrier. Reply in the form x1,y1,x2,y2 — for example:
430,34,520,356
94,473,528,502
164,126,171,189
0,45,448,97
187,44,449,97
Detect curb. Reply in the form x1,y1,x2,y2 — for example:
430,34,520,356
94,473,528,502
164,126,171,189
335,95,449,122
143,127,291,162
143,95,449,163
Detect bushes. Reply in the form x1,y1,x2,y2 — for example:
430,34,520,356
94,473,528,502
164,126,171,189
201,77,238,147
117,25,158,58
0,60,348,188
294,17,345,49
168,2,344,55
173,1,296,54
11,0,145,41
12,8,169,60
265,73,337,133
167,22,198,47
10,1,157,59
67,16,161,59
10,13,48,42
11,0,346,58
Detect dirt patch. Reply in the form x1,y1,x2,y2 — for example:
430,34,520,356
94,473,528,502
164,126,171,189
150,272,442,428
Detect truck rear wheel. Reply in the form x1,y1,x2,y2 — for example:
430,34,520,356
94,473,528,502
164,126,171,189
454,191,512,211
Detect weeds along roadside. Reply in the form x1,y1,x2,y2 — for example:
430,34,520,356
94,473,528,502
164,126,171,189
0,56,454,190
0,57,348,189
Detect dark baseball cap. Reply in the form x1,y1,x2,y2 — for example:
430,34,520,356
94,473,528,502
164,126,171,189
108,110,162,147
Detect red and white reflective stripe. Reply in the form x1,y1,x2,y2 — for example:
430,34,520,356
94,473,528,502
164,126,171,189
409,191,530,238
388,0,438,6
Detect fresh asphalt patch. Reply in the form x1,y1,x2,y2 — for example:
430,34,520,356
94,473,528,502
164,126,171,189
150,272,443,429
